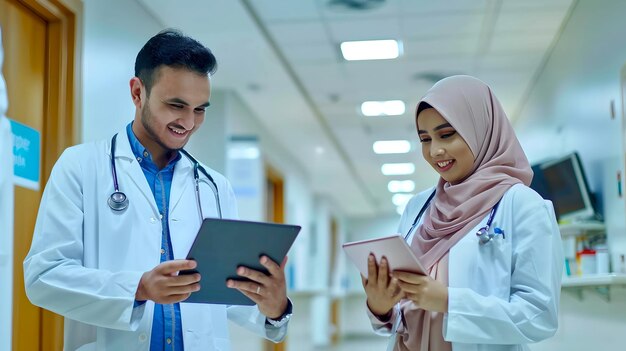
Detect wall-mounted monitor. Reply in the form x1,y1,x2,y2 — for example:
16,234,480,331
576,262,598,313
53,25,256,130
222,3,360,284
530,152,595,222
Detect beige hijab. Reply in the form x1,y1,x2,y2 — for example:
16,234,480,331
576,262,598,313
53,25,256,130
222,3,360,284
412,75,533,270
393,76,533,350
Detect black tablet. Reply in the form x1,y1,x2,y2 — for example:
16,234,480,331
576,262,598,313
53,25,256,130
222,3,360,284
181,218,301,305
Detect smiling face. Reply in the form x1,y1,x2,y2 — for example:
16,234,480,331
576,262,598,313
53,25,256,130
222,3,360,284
417,107,475,184
130,66,211,166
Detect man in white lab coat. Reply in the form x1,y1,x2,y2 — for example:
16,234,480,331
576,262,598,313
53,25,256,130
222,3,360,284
24,29,292,351
0,26,15,351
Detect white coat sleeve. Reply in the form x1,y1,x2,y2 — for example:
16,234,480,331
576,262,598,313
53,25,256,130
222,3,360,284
227,303,289,343
23,147,145,331
444,190,563,344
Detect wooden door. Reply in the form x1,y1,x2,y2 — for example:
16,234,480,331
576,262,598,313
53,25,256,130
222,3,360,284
1,2,47,349
0,0,78,349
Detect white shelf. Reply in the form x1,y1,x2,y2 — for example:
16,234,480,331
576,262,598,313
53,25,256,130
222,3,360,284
558,221,605,237
562,273,626,288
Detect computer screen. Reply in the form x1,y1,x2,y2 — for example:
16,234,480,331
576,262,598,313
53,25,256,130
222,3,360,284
531,152,595,221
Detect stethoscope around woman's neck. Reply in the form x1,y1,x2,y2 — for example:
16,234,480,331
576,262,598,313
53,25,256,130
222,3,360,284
107,133,222,219
404,190,504,245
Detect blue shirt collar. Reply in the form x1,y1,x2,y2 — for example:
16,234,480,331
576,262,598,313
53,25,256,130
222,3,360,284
125,122,181,172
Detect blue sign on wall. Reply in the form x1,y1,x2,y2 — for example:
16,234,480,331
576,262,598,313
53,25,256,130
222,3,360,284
9,119,40,190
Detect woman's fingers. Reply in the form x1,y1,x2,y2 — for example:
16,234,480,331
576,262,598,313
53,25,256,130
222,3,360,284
377,256,390,287
393,271,429,284
367,254,378,283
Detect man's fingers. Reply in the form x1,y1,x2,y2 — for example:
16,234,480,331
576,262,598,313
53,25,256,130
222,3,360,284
237,289,261,305
227,279,262,294
237,266,271,285
156,259,197,275
167,273,201,286
164,282,201,296
260,256,283,277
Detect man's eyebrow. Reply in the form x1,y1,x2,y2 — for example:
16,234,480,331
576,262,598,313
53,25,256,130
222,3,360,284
164,98,211,108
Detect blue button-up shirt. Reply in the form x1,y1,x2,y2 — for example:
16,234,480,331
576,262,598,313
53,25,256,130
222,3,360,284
127,123,184,351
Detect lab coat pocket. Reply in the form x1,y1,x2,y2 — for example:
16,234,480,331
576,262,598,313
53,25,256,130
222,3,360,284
181,303,229,350
476,230,512,298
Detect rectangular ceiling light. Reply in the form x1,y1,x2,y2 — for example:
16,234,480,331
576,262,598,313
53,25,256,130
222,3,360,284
381,163,415,176
388,180,415,193
373,140,411,154
361,100,405,116
340,39,401,61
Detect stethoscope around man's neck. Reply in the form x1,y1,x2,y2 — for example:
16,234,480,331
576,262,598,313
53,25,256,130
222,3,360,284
107,133,222,219
404,190,504,245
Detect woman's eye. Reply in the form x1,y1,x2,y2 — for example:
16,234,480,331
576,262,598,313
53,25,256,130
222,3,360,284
170,104,184,110
194,108,206,114
441,131,456,139
419,138,431,143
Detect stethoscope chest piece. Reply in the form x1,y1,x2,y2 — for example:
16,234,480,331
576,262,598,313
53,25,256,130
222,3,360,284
108,191,129,211
476,226,505,245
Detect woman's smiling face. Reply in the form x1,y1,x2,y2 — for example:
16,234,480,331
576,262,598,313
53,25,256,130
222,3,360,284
417,108,475,184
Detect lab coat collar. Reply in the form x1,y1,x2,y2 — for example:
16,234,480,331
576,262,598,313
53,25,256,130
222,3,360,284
107,127,193,172
107,127,195,218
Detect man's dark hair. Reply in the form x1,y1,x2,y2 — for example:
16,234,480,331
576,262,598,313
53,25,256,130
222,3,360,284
134,29,217,94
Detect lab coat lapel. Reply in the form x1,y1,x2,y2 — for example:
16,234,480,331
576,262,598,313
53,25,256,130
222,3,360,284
107,128,159,216
169,155,192,218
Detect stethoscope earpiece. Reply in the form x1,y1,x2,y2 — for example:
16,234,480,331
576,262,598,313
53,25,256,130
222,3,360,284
108,191,129,211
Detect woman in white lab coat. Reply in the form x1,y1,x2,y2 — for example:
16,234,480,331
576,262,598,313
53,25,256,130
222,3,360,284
363,75,562,351
23,29,291,351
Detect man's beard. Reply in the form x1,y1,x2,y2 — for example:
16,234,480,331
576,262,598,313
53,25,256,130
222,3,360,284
140,102,183,153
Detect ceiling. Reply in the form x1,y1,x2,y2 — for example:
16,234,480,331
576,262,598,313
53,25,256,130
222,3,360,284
137,0,574,217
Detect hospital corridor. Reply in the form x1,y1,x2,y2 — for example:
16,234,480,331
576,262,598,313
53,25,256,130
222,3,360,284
2,0,626,350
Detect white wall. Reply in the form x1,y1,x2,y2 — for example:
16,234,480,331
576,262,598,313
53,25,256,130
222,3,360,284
514,0,626,349
82,0,163,142
222,90,350,349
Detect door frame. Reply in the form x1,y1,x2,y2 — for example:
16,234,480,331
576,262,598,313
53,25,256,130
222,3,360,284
6,0,81,350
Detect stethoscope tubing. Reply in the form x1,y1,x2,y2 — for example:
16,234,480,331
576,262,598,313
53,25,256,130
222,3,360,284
108,133,222,219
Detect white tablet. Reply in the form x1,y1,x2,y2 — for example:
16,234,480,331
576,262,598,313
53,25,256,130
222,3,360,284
342,234,426,277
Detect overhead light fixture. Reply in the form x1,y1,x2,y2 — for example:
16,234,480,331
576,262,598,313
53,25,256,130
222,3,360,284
392,193,414,207
340,39,401,61
373,140,411,154
361,100,405,116
388,180,415,193
381,163,415,176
